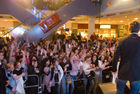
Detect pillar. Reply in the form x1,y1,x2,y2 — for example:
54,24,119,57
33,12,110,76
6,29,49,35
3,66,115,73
88,16,95,40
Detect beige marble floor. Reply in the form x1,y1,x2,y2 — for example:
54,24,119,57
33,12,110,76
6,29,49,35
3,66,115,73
98,82,130,94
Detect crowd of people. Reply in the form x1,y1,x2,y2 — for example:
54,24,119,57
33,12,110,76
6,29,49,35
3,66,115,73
0,34,117,94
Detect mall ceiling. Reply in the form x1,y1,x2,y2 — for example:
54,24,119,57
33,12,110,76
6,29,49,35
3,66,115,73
71,12,140,25
96,12,140,25
0,14,20,22
1,12,140,26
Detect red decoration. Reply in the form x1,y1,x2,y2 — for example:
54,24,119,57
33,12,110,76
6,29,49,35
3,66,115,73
39,13,61,33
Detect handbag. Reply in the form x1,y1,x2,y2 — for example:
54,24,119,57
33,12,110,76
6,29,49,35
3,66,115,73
86,71,95,80
66,77,72,84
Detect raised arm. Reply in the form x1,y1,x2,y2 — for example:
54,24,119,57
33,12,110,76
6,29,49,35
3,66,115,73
112,44,121,72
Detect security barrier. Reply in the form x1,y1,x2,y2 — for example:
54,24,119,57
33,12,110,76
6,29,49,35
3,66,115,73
24,74,42,94
24,70,96,94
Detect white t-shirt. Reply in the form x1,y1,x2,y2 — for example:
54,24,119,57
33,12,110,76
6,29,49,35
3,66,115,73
98,60,105,69
82,62,91,75
13,74,25,94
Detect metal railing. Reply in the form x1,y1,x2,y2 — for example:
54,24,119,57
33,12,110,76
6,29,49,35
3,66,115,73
24,74,42,94
24,70,96,94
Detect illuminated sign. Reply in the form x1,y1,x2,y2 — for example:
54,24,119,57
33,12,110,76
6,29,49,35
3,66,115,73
39,13,61,33
100,25,111,29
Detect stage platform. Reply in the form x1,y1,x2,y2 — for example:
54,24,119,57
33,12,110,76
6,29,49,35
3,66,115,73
95,82,130,94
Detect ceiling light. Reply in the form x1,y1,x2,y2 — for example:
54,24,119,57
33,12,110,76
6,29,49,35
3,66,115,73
4,19,8,21
57,31,61,34
120,20,123,23
134,18,139,20
99,22,102,24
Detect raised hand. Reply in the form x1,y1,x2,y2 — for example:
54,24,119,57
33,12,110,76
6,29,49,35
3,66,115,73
11,88,16,93
21,50,26,55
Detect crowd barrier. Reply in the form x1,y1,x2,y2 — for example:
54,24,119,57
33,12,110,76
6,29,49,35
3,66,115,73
24,70,98,94
24,74,43,94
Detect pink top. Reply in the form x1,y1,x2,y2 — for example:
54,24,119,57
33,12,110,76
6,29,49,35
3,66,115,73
26,58,30,65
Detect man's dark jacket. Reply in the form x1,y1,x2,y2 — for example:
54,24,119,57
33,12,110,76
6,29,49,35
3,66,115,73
112,34,140,82
0,64,8,94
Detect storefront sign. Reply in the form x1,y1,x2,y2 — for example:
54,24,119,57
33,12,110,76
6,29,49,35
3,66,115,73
100,25,111,29
39,13,61,33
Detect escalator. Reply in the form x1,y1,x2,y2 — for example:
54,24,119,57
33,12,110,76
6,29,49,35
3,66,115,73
22,0,101,42
1,10,46,39
0,0,40,26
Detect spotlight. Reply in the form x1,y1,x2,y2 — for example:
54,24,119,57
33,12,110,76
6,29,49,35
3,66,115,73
91,0,101,3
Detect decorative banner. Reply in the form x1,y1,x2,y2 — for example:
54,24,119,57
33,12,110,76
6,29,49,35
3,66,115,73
101,0,140,13
106,0,112,8
39,13,61,33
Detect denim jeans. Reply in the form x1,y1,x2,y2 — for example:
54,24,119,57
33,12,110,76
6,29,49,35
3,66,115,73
83,76,87,94
51,85,60,94
116,79,127,94
57,84,61,94
130,80,140,94
83,75,94,94
117,79,140,94
61,76,66,94
87,79,94,94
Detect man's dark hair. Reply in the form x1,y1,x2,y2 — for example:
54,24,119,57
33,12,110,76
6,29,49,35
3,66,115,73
130,21,140,33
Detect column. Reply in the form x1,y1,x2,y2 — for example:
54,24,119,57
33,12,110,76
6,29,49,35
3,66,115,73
88,16,95,40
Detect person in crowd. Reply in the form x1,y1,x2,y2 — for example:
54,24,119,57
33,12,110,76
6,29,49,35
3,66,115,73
0,29,118,94
43,58,54,94
92,55,98,67
13,61,25,94
59,57,70,94
61,57,72,94
95,55,105,83
27,58,40,94
112,21,140,94
82,56,97,94
25,51,30,66
5,63,16,94
68,54,81,94
53,58,64,94
102,59,112,83
90,33,97,41
9,42,16,64
0,51,12,94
